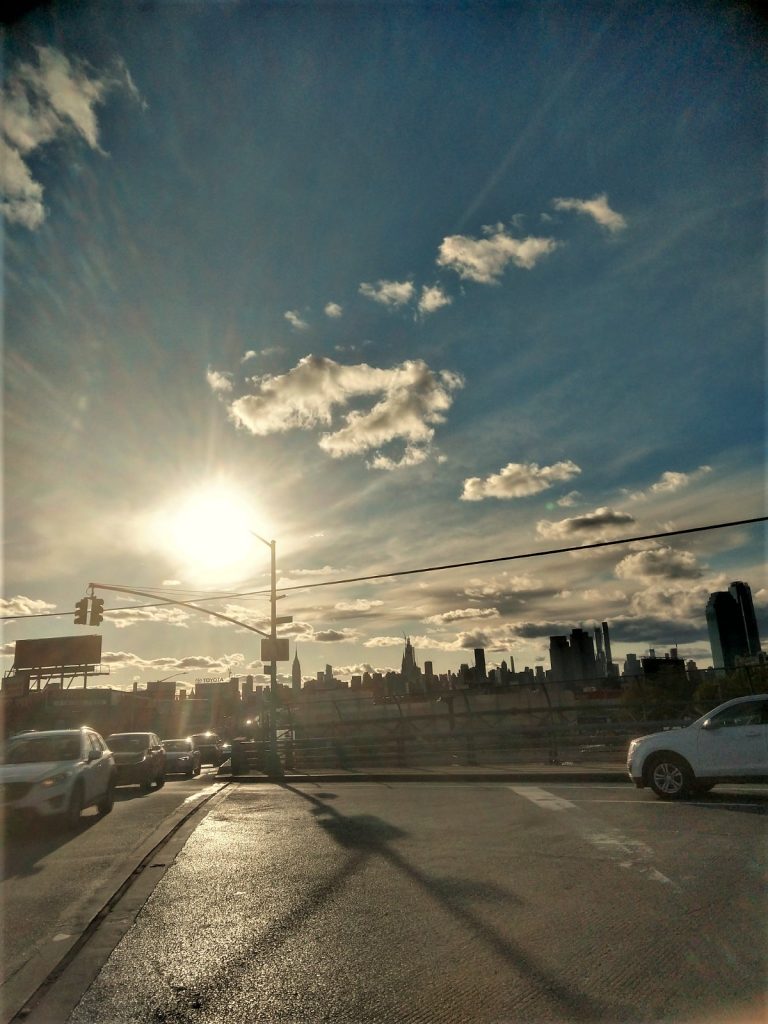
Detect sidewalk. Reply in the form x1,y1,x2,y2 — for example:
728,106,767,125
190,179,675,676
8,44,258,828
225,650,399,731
217,762,630,784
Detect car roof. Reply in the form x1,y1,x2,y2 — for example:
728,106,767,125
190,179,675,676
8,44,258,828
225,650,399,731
9,728,90,737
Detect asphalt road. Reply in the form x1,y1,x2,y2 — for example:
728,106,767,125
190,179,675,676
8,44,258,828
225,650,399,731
0,767,225,1021
53,780,768,1024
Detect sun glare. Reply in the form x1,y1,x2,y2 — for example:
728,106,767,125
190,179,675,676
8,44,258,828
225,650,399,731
152,484,272,583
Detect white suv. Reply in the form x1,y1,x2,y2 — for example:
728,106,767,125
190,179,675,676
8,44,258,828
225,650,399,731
0,727,117,828
627,693,768,799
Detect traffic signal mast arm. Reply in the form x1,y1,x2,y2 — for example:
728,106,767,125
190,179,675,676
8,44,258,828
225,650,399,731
85,582,271,637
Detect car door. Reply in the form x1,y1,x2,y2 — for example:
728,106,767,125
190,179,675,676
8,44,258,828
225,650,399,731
696,699,768,776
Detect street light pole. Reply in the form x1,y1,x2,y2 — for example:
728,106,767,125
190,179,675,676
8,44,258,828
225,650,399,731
252,531,282,777
267,537,281,776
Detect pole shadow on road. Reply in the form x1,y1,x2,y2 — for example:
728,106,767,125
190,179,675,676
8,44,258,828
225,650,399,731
281,784,622,1024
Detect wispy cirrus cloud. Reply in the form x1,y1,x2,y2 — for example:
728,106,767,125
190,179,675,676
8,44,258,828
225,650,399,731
1,46,141,228
536,506,636,541
218,355,463,468
462,460,581,501
437,223,559,283
552,193,627,233
334,599,384,613
423,607,500,626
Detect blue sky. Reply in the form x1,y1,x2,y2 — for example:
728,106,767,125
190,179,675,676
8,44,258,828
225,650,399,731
2,1,765,690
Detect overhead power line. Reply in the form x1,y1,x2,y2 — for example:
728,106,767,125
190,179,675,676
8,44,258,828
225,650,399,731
2,514,765,621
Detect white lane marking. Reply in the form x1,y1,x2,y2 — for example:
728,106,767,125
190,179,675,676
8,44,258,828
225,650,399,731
507,785,577,810
52,933,71,942
508,786,679,888
180,783,223,806
586,830,678,888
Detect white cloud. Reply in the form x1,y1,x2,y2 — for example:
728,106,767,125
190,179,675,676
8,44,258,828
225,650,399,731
615,546,704,581
536,506,636,540
423,608,500,626
108,606,192,629
284,310,309,331
324,302,343,318
417,285,452,315
334,599,384,612
241,350,257,362
437,224,559,283
227,355,463,467
625,466,713,501
368,444,430,471
0,595,57,616
283,565,342,578
206,367,234,393
552,193,627,232
461,460,581,501
363,636,407,648
1,47,141,228
358,279,415,307
161,579,181,587
557,490,582,507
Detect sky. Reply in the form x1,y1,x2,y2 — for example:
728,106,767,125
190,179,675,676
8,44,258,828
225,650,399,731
2,1,766,692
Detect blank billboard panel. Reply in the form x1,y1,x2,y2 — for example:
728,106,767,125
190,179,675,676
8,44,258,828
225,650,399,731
14,635,103,670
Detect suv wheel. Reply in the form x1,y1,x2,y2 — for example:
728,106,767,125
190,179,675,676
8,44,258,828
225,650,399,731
98,779,115,815
64,784,84,829
647,754,693,800
140,775,153,793
155,774,165,789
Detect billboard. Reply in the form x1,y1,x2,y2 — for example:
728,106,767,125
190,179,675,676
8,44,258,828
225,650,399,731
14,635,103,671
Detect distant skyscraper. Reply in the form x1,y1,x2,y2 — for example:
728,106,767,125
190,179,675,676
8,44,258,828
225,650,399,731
706,589,754,671
549,636,571,682
728,581,761,656
401,637,421,693
593,627,606,675
601,622,614,673
292,649,302,692
474,648,487,681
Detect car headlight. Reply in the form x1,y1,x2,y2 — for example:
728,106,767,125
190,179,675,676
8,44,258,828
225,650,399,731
40,771,70,788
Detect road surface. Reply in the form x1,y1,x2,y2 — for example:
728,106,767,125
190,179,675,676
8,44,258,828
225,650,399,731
49,780,768,1024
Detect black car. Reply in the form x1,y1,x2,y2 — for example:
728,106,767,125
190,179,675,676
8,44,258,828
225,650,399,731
190,732,225,767
106,732,166,791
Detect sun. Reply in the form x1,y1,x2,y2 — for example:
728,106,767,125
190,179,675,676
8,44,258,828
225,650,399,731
152,483,272,583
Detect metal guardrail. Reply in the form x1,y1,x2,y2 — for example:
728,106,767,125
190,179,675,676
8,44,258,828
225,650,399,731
229,713,692,772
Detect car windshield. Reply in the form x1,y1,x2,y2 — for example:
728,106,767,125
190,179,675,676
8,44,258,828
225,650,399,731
2,735,82,764
108,735,150,752
192,735,216,744
163,740,192,752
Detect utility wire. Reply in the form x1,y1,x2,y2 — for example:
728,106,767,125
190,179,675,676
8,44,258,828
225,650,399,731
2,514,765,621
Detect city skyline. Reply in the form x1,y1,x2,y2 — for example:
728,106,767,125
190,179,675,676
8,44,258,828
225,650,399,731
3,4,765,689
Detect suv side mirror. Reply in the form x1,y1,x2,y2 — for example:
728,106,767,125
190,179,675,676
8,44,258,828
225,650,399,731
87,749,101,761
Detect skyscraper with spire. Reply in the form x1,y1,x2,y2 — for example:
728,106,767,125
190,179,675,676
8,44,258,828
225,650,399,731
291,649,302,692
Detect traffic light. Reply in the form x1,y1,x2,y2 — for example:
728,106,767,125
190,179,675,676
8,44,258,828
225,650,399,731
74,598,89,625
89,597,104,626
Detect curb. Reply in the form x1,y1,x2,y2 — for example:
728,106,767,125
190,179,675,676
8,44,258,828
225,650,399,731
3,785,229,1024
218,768,629,784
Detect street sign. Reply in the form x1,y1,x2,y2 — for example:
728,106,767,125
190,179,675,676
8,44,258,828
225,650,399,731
274,616,293,625
260,638,290,662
